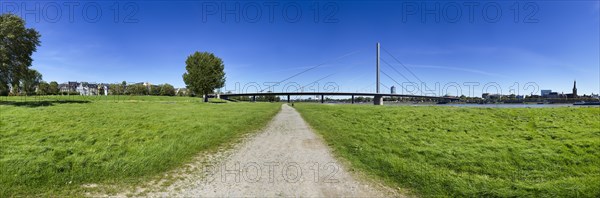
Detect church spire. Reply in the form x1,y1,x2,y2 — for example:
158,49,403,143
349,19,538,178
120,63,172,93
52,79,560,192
572,80,577,97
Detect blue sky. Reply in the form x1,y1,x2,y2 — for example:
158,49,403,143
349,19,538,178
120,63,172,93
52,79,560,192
2,0,599,97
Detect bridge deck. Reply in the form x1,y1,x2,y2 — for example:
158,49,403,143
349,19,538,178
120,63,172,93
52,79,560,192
221,92,458,100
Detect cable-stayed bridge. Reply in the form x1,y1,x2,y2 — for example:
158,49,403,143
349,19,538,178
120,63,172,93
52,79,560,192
221,43,459,105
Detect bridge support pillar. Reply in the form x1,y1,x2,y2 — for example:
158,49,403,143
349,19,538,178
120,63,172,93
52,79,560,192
252,95,256,102
321,95,324,103
287,95,290,103
374,95,383,105
351,95,355,104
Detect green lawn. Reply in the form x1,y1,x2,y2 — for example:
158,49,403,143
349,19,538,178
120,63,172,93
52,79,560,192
0,96,281,196
294,104,600,197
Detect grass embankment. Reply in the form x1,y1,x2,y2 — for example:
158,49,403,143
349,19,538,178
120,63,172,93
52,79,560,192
0,96,281,196
294,104,600,197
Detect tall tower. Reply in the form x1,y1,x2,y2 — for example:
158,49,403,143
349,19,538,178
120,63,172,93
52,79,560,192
573,80,577,97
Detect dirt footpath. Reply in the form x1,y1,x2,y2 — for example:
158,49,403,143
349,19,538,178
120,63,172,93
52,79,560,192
148,104,395,197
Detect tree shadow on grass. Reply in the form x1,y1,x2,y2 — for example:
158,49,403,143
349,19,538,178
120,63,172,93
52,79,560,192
0,100,90,107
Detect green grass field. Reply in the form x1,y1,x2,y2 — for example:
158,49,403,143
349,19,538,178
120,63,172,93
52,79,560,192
0,96,281,196
294,104,600,197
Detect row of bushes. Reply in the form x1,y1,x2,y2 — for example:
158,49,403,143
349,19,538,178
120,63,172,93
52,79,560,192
107,83,177,96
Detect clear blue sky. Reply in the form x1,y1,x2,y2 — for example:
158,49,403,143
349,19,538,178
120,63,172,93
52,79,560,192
3,0,599,97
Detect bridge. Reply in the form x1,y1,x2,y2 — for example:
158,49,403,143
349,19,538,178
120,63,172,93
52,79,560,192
220,43,458,105
220,92,458,104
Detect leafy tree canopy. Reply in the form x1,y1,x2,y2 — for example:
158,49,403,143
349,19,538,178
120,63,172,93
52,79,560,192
182,51,225,102
160,83,176,96
0,14,41,91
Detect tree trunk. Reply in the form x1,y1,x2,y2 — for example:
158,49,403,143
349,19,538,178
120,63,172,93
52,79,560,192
203,94,209,102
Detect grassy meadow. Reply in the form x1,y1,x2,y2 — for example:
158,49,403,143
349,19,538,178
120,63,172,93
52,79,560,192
294,104,600,197
0,96,281,196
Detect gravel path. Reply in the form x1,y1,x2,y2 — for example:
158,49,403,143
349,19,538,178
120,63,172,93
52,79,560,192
148,104,392,197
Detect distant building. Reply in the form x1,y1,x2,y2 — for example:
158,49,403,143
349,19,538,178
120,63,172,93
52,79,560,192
541,90,551,97
489,94,502,99
570,80,578,98
57,81,104,95
87,83,98,95
562,81,578,98
482,93,490,99
76,82,98,95
390,86,396,94
539,81,579,98
98,83,110,96
68,81,79,92
482,93,503,100
58,83,70,92
547,92,559,99
176,88,188,96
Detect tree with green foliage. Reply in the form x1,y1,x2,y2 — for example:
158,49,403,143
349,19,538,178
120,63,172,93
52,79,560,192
149,85,160,96
109,84,124,95
49,81,59,95
264,91,277,102
21,69,42,95
37,81,49,95
121,81,127,94
126,84,147,95
160,83,176,96
183,51,225,102
98,86,105,96
0,14,41,94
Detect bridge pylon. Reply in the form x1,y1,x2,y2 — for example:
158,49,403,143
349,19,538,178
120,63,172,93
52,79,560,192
374,42,383,105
